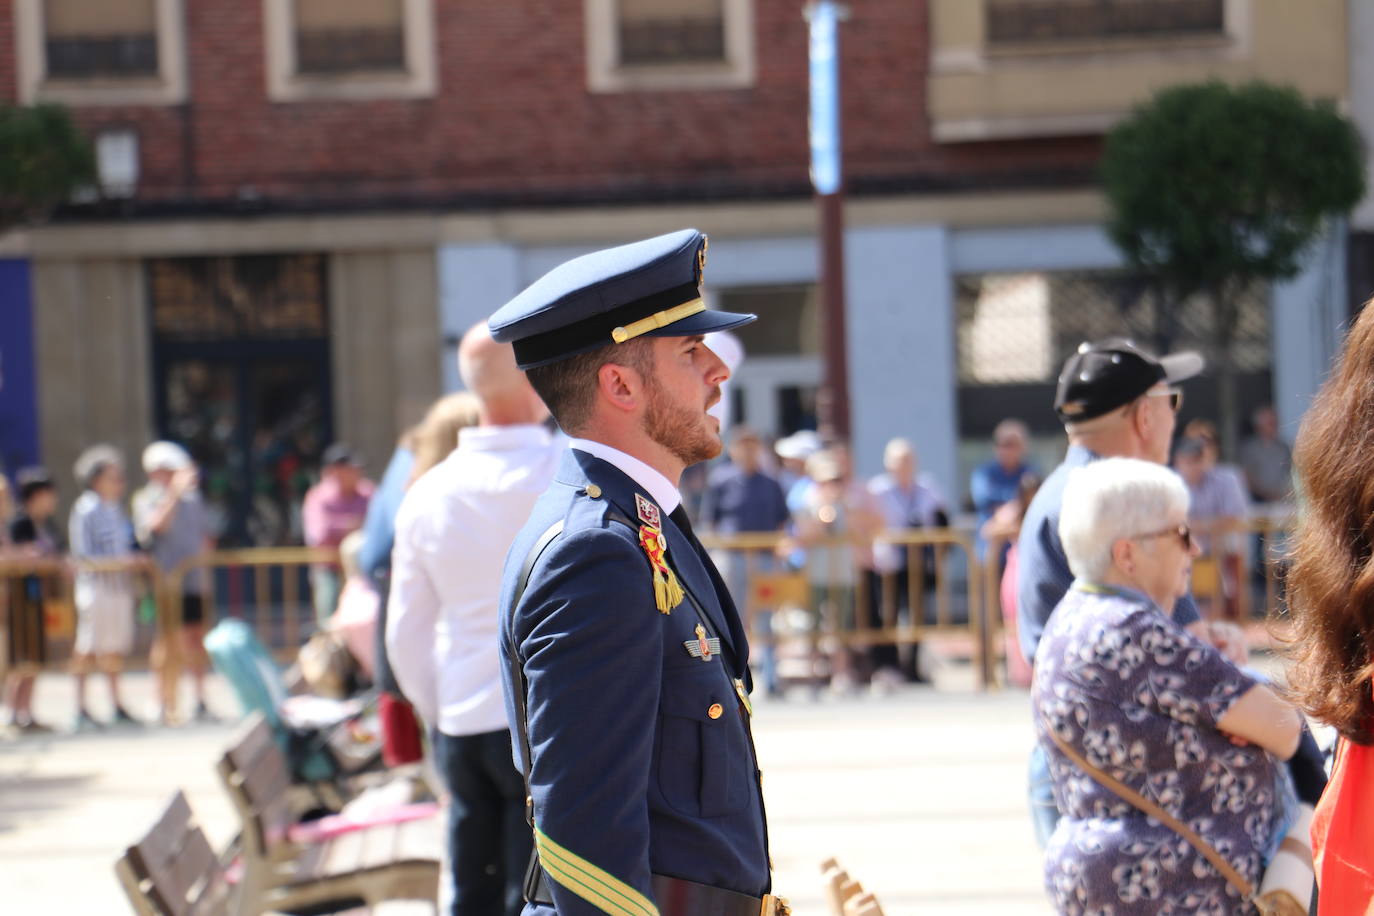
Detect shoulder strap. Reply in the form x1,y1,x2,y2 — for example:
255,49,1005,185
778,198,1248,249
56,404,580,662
508,520,565,830
1048,731,1256,900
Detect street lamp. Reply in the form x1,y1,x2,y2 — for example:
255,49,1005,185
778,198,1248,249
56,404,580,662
96,128,140,199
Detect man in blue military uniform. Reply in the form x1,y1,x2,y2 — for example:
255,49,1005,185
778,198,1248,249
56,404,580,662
489,229,782,916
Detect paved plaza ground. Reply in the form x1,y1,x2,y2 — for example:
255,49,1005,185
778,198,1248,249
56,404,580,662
0,659,1053,915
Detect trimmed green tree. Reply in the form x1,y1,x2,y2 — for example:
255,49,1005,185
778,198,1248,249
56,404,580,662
1101,80,1365,455
0,103,96,234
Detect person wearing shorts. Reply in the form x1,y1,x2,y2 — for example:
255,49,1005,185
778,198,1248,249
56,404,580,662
68,445,142,730
133,441,216,725
5,468,62,731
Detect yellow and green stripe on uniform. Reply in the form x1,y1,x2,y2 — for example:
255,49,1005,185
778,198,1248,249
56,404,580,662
534,826,659,916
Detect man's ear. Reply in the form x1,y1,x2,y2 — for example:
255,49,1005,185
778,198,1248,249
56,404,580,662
1127,398,1149,442
597,361,642,414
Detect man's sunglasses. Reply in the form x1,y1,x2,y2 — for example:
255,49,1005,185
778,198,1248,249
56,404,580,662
1138,523,1196,551
1145,386,1184,413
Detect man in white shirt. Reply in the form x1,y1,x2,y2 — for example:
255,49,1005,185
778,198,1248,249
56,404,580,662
387,322,562,916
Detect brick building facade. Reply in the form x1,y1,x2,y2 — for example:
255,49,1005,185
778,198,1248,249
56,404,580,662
0,0,1356,543
6,0,1099,209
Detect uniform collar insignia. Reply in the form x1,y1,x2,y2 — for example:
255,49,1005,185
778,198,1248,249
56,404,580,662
635,492,662,529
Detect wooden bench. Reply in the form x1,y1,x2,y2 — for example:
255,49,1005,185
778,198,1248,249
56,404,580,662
117,790,439,916
820,858,887,916
219,714,441,914
116,790,235,916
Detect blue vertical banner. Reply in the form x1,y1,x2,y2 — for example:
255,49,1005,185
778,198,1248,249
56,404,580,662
807,0,842,195
0,259,40,478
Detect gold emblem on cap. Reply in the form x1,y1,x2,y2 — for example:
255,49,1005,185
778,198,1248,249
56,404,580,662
707,703,723,719
697,235,709,277
584,484,601,498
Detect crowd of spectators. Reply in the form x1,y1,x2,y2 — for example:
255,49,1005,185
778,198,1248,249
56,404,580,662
0,394,1297,732
0,434,386,733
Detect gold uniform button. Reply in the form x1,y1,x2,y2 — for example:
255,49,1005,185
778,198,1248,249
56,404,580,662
585,484,602,498
707,703,723,719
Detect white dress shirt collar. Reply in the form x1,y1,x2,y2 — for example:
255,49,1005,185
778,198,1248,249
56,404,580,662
567,438,681,514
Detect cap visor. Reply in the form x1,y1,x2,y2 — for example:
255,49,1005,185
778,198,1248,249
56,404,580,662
643,309,756,339
1160,351,1204,384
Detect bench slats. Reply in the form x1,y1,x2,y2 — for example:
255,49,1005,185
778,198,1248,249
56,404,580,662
119,791,235,916
219,711,440,909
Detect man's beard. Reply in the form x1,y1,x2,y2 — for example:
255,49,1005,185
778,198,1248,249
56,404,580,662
643,377,722,467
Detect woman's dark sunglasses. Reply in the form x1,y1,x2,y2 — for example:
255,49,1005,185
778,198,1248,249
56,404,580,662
1139,524,1196,551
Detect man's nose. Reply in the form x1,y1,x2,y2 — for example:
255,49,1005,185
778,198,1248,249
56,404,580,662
702,344,730,384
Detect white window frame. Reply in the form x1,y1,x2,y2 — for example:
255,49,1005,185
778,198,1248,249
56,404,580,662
585,0,755,93
14,0,187,106
263,0,436,102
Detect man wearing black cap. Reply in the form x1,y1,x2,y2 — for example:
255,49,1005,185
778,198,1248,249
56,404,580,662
490,230,780,916
1014,338,1258,846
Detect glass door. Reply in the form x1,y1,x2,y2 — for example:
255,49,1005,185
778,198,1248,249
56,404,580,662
157,350,331,546
148,254,333,547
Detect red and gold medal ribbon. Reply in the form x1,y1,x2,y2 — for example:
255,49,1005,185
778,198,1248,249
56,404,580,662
638,525,685,614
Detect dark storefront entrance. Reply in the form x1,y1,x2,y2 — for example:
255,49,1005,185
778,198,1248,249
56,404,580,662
147,254,333,547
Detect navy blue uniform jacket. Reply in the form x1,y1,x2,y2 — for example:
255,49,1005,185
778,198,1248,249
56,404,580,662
499,449,770,916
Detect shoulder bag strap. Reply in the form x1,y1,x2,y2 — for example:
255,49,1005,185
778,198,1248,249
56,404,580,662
1048,731,1256,900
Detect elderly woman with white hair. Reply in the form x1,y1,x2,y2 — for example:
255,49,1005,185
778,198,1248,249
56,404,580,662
1034,457,1304,914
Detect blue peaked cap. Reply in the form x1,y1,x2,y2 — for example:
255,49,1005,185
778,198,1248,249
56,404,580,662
488,229,756,369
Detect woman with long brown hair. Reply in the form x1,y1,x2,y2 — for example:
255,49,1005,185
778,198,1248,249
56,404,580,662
1289,300,1374,911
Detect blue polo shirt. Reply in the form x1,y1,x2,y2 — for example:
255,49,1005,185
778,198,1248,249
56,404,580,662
971,459,1035,529
1015,445,1200,664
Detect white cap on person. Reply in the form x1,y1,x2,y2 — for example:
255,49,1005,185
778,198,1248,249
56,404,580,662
142,441,192,473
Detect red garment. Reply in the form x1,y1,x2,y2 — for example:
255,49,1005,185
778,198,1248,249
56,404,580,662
1313,735,1374,914
378,692,424,767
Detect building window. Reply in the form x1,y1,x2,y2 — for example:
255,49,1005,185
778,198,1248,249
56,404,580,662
715,285,822,438
724,284,821,357
618,0,727,66
264,0,436,101
954,269,1270,435
15,0,187,105
44,0,158,79
586,0,755,93
294,0,405,74
984,0,1225,47
148,255,330,340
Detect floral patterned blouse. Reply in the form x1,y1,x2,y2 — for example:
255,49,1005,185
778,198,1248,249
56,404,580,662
1032,583,1285,915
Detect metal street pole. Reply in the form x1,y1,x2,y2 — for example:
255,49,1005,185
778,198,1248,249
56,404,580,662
806,0,850,442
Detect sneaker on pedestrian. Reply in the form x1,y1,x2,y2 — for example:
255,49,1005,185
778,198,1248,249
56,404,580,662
828,671,858,697
193,704,219,724
19,719,53,734
112,706,140,726
869,666,903,696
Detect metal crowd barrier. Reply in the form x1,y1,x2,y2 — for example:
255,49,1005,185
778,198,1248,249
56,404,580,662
981,511,1297,686
0,555,159,671
0,548,338,677
161,547,339,662
698,528,995,690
